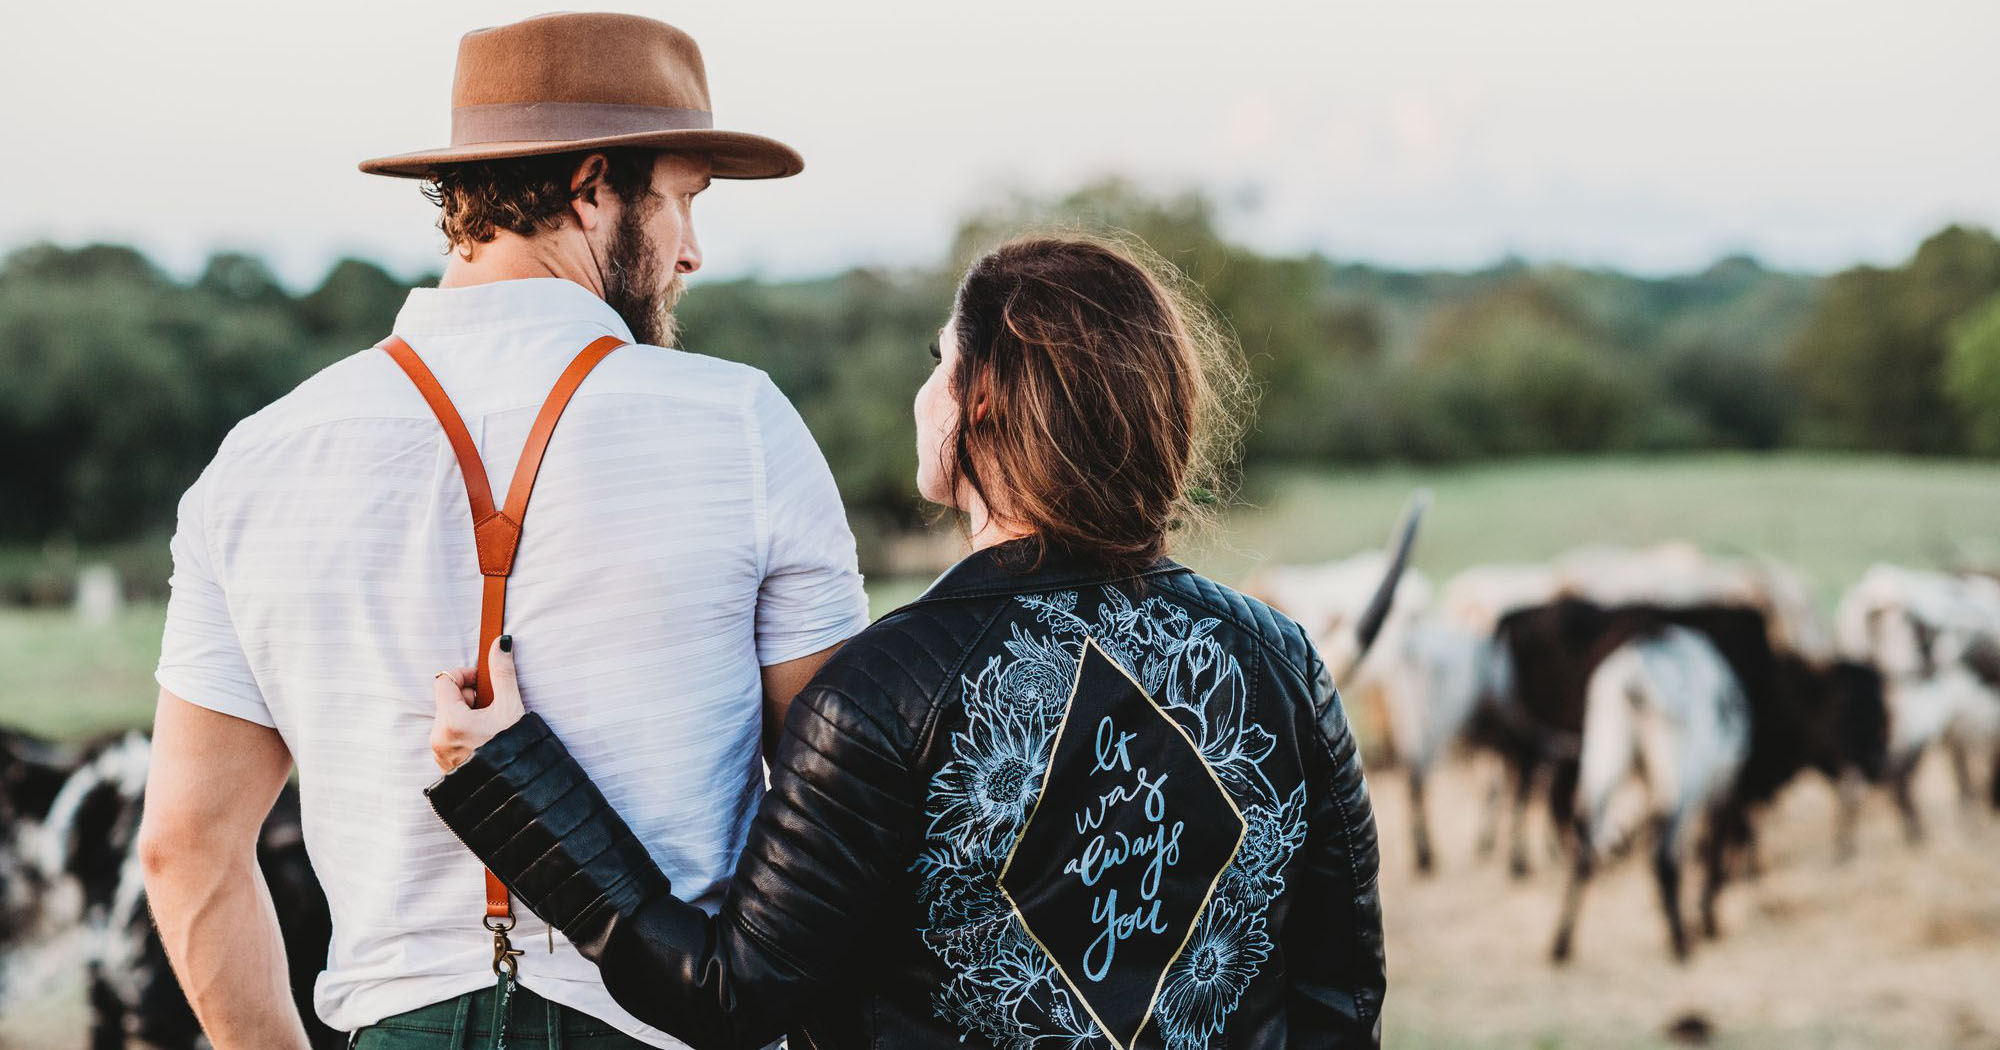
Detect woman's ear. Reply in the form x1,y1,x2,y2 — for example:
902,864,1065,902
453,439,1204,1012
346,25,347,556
962,368,993,426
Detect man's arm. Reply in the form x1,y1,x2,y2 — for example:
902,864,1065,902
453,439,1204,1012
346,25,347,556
749,375,871,758
760,641,845,757
138,689,310,1050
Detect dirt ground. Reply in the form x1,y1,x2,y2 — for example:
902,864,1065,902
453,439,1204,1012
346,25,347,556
1371,754,2000,1050
4,756,1994,1049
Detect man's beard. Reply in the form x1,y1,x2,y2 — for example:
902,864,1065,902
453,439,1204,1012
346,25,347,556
601,207,685,347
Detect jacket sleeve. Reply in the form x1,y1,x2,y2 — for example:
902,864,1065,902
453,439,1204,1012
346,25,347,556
425,681,918,1050
1282,652,1387,1047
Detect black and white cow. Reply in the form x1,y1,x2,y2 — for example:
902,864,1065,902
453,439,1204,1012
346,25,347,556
1837,565,2000,838
1488,599,1889,962
1556,624,1749,963
1,729,79,948
1,730,338,1050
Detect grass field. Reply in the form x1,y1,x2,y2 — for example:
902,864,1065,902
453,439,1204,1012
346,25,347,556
5,452,1997,740
1185,451,2000,605
0,603,167,740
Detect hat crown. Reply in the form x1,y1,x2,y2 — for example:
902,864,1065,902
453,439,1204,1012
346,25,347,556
451,13,712,114
358,11,801,181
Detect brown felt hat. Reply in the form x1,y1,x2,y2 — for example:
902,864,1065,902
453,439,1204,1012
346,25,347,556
359,13,802,180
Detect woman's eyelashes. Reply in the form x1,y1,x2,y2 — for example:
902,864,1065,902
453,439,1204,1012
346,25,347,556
928,338,942,362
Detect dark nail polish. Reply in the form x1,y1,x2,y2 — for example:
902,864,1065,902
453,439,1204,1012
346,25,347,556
499,634,512,653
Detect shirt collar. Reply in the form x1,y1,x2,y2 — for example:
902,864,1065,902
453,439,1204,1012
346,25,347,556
391,278,636,342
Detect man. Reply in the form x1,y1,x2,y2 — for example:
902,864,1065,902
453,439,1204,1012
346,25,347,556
138,14,868,1049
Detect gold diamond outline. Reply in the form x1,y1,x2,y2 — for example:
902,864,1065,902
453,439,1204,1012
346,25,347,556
997,634,1249,1050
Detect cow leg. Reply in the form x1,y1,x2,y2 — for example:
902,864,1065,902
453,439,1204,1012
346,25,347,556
1990,746,2000,811
1508,759,1538,879
87,963,126,1050
1474,761,1505,859
1547,758,1582,862
1410,766,1435,875
1834,767,1863,864
1654,812,1690,963
1550,818,1593,964
1947,736,1977,809
1892,749,1927,845
1699,805,1740,940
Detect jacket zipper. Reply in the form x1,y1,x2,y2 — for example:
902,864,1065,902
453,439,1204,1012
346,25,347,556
426,791,550,954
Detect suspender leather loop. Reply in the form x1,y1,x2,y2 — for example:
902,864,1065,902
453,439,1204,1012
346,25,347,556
380,333,627,931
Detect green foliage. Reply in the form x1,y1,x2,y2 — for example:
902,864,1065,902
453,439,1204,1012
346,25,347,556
0,245,410,540
1946,293,2000,455
0,189,1989,555
1785,225,2000,453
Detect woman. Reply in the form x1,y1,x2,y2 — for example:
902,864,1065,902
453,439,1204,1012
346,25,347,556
424,236,1385,1049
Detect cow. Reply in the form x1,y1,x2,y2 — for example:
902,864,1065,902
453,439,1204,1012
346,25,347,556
1489,598,1888,960
1555,625,1750,963
0,730,339,1050
1391,549,1825,877
1374,614,1508,873
0,729,79,951
1837,565,2000,837
1478,598,1623,878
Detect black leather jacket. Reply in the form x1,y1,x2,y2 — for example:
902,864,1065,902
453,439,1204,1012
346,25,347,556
428,542,1384,1050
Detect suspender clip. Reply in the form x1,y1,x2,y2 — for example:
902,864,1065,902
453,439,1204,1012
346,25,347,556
486,914,523,979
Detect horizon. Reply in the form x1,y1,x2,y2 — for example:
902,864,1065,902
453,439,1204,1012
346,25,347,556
2,0,1994,290
10,215,1982,297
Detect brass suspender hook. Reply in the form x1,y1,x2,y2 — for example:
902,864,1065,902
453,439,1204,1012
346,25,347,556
485,913,523,978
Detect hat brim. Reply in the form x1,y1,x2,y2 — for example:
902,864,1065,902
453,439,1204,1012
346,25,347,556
358,128,803,180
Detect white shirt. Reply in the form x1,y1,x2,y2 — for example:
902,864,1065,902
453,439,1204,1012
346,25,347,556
154,278,870,1045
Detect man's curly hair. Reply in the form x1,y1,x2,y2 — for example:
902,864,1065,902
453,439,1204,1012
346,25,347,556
423,149,659,247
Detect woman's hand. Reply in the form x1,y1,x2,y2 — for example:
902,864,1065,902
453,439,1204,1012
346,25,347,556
430,635,526,772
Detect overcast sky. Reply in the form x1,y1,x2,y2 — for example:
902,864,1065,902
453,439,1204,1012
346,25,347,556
2,0,1993,287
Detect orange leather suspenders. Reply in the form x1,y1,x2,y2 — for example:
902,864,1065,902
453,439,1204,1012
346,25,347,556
381,333,626,975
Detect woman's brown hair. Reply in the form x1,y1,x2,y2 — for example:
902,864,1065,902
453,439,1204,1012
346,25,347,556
942,234,1251,573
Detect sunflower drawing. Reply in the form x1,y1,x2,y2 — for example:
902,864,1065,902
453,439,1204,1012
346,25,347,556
1153,899,1273,1050
927,666,1053,853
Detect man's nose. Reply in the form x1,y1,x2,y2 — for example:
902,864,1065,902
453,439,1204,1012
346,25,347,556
677,230,702,274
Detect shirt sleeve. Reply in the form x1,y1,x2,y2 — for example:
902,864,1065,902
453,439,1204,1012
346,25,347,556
154,463,275,728
749,375,871,667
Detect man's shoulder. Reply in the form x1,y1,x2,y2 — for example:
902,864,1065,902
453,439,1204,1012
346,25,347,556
597,342,773,404
562,343,812,436
213,346,406,458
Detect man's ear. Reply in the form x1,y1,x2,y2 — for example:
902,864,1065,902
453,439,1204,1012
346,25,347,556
569,153,610,233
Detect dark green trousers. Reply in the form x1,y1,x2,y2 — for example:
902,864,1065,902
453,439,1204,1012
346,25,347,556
350,982,656,1049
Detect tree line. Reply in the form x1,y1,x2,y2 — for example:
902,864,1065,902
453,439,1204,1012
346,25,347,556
3,180,1997,553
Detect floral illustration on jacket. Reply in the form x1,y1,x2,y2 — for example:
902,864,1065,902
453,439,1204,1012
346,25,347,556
913,588,1310,1049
